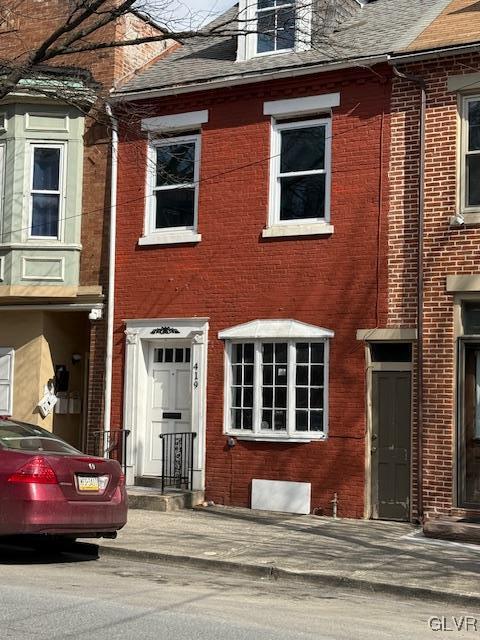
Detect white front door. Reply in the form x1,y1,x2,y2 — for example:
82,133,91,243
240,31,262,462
143,343,192,477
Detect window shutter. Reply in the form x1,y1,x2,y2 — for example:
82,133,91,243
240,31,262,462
0,348,14,415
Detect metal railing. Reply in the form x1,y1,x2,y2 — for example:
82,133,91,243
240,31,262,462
91,429,130,476
159,432,196,493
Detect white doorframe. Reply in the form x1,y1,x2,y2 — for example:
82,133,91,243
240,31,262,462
123,318,209,490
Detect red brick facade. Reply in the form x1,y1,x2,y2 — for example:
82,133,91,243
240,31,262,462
389,54,480,520
113,67,392,518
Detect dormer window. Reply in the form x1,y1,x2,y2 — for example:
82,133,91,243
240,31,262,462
257,0,296,54
236,0,312,62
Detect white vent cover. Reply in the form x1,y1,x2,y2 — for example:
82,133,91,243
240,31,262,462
251,479,311,515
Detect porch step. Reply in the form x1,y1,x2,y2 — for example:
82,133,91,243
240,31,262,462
423,517,480,545
127,486,204,512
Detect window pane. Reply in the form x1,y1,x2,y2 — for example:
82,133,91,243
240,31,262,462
310,388,323,409
310,411,324,431
258,0,275,8
275,343,287,362
244,343,254,363
232,408,242,429
185,348,191,362
244,365,254,385
244,387,253,407
276,6,295,49
275,365,287,384
233,344,243,364
233,365,242,385
156,143,195,186
274,409,287,431
296,365,308,386
468,101,480,151
275,387,287,408
261,410,273,429
280,174,326,221
31,194,59,237
311,366,324,387
296,410,308,431
263,343,273,363
296,387,308,408
296,343,309,363
165,349,173,362
281,126,325,174
33,147,60,190
263,365,273,385
257,30,275,53
466,155,480,207
311,343,324,363
154,349,163,363
232,387,242,407
263,387,273,408
175,348,183,362
155,188,195,229
243,409,253,430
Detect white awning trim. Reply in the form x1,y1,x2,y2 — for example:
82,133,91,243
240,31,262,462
218,319,334,340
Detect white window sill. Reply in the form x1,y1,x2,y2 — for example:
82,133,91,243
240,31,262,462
262,223,334,238
138,231,201,246
226,433,327,443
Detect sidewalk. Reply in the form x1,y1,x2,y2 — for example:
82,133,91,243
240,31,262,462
93,506,480,606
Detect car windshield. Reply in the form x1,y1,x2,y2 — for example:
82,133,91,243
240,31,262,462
0,420,80,454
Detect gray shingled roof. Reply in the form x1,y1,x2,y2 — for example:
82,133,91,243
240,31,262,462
114,0,452,97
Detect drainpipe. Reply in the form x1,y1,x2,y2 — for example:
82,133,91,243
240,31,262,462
392,66,426,523
103,103,118,437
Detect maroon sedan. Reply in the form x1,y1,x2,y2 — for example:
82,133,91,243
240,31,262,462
0,419,127,542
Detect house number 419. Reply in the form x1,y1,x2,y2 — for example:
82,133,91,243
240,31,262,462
193,363,199,389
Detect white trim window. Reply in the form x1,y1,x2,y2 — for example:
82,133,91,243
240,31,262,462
269,117,332,226
256,0,296,54
220,321,332,441
146,134,200,238
461,95,480,213
29,143,64,239
0,347,14,415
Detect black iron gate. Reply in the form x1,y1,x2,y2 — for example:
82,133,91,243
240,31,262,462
159,432,196,493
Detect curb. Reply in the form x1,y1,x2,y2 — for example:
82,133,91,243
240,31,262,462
98,544,480,608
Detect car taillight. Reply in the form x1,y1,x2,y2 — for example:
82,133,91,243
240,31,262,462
118,472,125,487
8,456,58,485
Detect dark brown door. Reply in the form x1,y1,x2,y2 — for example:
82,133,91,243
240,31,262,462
372,371,411,521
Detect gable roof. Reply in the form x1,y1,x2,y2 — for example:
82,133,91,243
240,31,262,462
407,0,480,51
112,0,453,99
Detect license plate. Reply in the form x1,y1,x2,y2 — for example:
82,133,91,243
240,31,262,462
78,476,99,492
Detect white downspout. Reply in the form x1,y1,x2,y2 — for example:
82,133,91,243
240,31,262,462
103,103,118,437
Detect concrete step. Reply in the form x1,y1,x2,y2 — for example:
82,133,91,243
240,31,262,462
423,517,480,545
127,486,204,512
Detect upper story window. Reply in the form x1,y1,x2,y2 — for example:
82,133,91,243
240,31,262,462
236,0,311,62
269,117,331,227
257,0,296,54
460,96,480,214
142,133,201,246
29,143,64,238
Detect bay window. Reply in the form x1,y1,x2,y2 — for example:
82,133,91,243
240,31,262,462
221,320,332,440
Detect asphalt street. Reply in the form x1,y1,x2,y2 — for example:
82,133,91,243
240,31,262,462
0,540,478,640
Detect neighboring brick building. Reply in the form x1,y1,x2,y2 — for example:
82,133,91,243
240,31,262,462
110,0,453,520
387,0,480,524
0,1,168,450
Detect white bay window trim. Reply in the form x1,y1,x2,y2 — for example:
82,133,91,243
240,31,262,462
219,320,333,442
141,133,201,246
266,116,332,234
